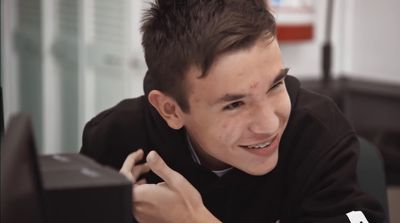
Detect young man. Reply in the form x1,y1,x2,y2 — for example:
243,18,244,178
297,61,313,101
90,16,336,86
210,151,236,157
81,0,384,222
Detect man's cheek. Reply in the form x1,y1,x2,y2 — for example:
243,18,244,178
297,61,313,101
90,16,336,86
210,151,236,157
215,122,241,145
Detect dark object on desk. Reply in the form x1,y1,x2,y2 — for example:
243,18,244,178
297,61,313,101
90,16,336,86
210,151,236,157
357,137,389,223
301,77,400,186
1,113,133,223
1,114,46,223
40,153,133,223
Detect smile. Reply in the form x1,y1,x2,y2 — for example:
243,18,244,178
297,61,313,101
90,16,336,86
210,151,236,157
239,134,280,156
244,141,272,149
240,134,278,149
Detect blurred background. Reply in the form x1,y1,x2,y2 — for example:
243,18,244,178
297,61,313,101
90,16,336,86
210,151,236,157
1,0,399,221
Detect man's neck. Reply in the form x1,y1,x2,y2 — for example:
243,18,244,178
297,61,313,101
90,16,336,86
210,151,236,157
185,132,232,172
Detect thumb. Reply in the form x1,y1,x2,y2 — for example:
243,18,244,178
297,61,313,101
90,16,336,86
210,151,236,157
146,151,184,189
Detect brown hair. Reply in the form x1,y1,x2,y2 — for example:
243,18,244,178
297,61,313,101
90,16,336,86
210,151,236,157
141,0,276,112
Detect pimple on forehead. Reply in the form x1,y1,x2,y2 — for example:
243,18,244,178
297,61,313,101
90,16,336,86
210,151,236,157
250,82,259,89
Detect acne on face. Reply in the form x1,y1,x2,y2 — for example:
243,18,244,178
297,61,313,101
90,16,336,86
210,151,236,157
179,38,290,174
250,82,259,89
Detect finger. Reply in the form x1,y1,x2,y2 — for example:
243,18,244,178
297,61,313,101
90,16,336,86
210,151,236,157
134,178,147,185
146,151,185,189
120,149,144,180
132,163,151,180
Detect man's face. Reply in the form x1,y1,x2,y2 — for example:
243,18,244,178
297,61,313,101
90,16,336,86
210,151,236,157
181,38,291,176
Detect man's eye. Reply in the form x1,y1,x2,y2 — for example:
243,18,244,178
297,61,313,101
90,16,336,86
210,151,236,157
223,101,244,111
271,81,284,90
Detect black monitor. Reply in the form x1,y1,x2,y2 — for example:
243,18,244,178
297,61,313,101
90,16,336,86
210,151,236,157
1,114,45,223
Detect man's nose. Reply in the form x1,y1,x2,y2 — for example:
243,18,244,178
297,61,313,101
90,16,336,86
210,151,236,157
248,104,279,135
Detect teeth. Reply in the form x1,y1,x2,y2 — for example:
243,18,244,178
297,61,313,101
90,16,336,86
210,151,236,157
247,142,271,149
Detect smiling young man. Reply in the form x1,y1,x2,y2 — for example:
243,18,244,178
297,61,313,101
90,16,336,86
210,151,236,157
80,0,384,222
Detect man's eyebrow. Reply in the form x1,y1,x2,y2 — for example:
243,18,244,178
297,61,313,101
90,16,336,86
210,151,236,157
213,68,290,105
214,93,248,105
272,68,290,84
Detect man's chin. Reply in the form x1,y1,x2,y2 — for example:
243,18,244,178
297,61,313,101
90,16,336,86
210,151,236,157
241,155,279,176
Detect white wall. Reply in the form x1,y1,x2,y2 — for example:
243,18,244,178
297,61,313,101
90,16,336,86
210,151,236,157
1,0,147,154
344,0,400,83
280,0,400,84
2,0,20,124
278,0,345,78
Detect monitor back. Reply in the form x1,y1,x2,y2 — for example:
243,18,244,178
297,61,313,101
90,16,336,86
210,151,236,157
1,114,45,223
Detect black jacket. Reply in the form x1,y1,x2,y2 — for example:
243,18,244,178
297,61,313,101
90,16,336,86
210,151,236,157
81,76,384,222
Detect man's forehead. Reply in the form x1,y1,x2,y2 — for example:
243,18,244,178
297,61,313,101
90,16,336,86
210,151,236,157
211,68,289,105
184,39,284,101
185,67,288,108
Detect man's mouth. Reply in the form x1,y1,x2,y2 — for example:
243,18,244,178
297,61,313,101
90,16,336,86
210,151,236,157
240,134,277,149
239,134,279,156
242,141,272,149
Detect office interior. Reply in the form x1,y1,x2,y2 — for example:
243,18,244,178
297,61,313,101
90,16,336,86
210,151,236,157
1,0,399,222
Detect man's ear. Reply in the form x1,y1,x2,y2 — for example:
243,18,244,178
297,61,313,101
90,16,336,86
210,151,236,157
148,90,184,130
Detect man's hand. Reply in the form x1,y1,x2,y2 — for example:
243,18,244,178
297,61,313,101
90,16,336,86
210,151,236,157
131,151,221,223
119,149,150,185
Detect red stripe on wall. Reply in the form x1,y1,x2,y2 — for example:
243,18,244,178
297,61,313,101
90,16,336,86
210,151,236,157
277,24,314,42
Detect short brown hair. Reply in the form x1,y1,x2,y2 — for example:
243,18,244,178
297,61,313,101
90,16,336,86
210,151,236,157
141,0,276,112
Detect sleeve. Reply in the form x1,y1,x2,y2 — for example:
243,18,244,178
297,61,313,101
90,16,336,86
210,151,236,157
296,134,385,223
80,109,113,163
79,99,149,170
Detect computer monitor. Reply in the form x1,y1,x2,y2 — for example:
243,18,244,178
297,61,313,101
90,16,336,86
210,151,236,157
1,114,45,223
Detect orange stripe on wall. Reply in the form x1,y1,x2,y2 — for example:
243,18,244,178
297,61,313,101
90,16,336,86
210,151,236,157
277,24,313,41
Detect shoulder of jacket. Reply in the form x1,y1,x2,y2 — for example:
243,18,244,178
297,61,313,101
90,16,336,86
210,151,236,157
293,88,352,134
86,96,146,129
80,96,148,166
